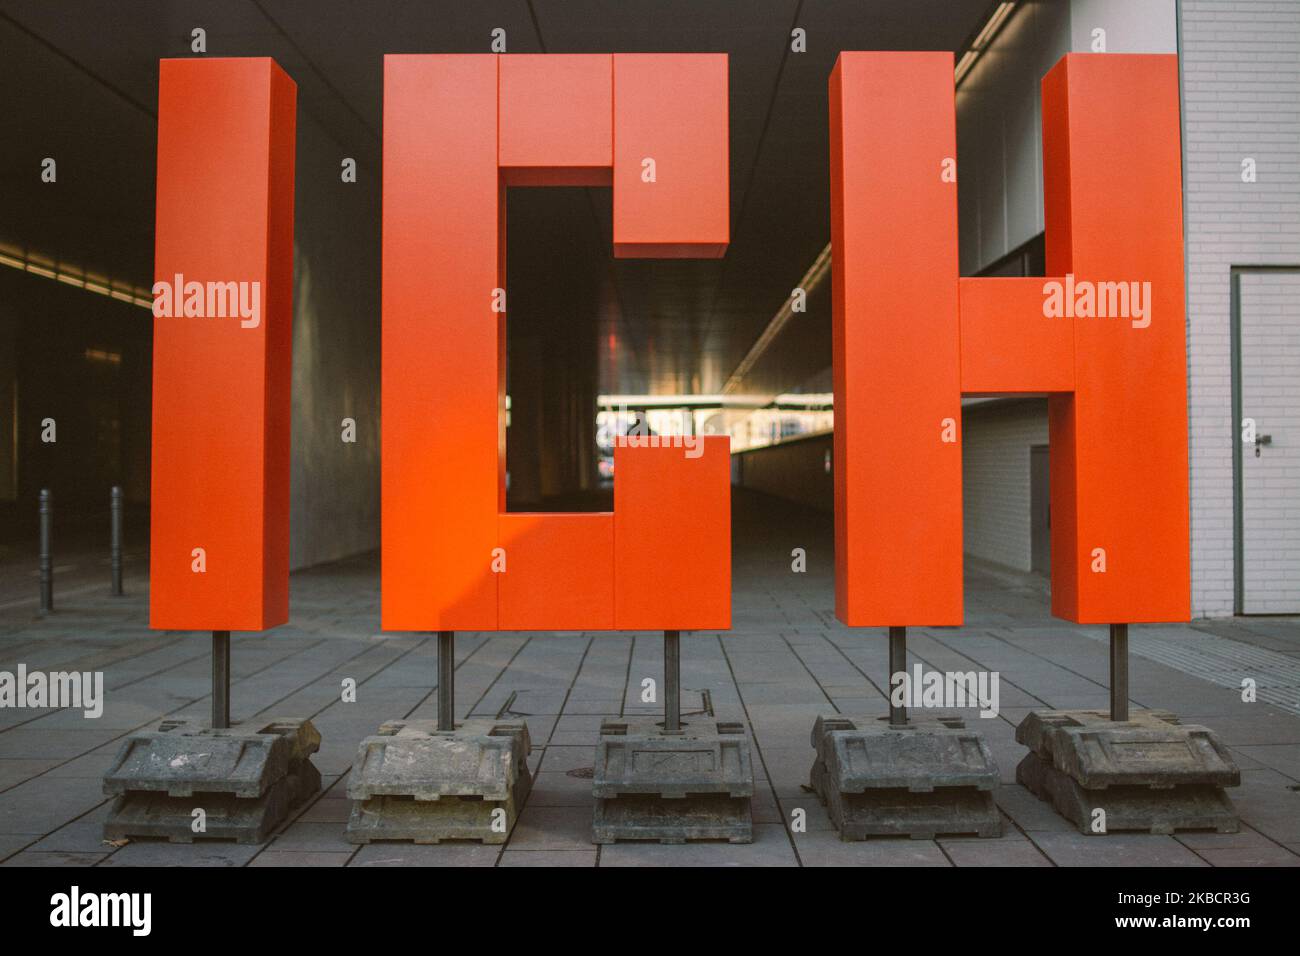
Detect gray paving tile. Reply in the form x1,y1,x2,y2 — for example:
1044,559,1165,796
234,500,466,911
509,806,593,851
0,779,108,833
1175,825,1282,850
31,818,114,854
248,850,354,867
1233,743,1300,780
1191,846,1300,866
349,843,500,866
42,752,120,778
526,771,594,808
793,830,953,867
0,833,40,861
499,849,597,867
98,840,262,867
994,784,1076,833
267,821,354,852
0,758,62,788
2,850,109,866
1028,832,1210,867
1180,713,1300,746
598,824,797,866
940,836,1053,867
777,796,835,832
535,745,595,774
293,795,354,824
1227,769,1300,844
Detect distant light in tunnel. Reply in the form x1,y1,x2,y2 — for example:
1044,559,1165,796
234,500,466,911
0,248,152,310
721,242,831,396
955,2,1018,88
598,393,727,407
84,347,122,365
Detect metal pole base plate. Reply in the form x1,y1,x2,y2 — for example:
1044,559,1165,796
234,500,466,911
592,717,754,844
808,714,1003,840
344,718,532,845
101,718,321,845
1015,708,1241,835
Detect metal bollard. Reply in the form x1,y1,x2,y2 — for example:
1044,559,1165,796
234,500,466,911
38,488,53,613
1109,623,1129,722
888,625,907,726
437,631,455,732
663,630,681,733
110,485,124,596
212,630,231,729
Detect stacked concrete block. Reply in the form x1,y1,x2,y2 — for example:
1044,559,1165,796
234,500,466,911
345,718,532,844
1016,709,1240,834
592,718,753,844
103,718,321,845
809,714,1002,840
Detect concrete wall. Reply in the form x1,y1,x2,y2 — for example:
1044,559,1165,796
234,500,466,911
287,115,381,570
957,0,1070,274
0,308,17,502
957,0,1176,274
1180,0,1300,616
0,268,152,519
1070,0,1178,54
732,401,1055,576
734,433,833,513
961,400,1049,571
954,0,1183,580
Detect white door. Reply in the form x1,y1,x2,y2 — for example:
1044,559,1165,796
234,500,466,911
1240,270,1300,614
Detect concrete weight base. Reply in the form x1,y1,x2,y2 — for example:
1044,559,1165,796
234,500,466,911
591,717,754,844
593,794,752,844
1015,709,1240,835
344,718,532,845
102,717,321,844
105,762,321,845
809,714,1002,840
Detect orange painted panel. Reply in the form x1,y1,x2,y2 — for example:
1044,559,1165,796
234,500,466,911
830,52,963,627
499,54,612,186
498,513,614,629
831,52,1189,628
150,58,296,632
612,54,729,258
382,55,501,630
613,437,731,630
383,54,730,633
1041,55,1189,623
959,277,1074,394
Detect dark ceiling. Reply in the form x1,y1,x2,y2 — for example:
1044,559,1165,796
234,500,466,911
0,0,991,396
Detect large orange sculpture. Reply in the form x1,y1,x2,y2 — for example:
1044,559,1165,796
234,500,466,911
382,54,731,633
150,58,297,633
831,52,1189,628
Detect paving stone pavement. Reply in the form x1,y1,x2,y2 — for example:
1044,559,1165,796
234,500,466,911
2,490,1298,866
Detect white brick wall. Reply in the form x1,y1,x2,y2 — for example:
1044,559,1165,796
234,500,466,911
1180,0,1300,616
957,1,1299,615
961,400,1050,571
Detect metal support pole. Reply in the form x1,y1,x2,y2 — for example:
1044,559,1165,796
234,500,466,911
888,626,907,727
1109,623,1129,723
38,489,53,613
212,630,231,729
664,630,681,733
110,486,124,596
437,630,455,732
